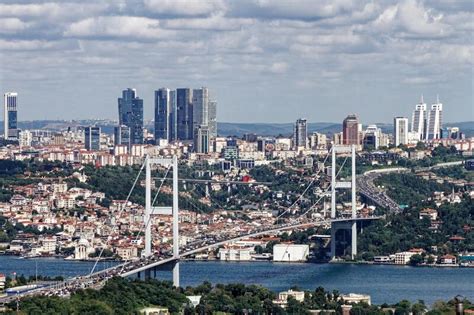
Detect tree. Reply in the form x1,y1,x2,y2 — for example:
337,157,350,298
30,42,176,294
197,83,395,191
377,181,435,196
409,254,424,266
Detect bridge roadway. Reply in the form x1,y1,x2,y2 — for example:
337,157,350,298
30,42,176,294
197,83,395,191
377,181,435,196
0,216,382,304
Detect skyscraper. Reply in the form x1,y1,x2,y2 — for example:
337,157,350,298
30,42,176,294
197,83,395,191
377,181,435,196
194,125,210,154
193,87,209,134
208,100,217,139
114,125,131,149
176,88,193,141
426,96,443,140
154,88,171,142
118,88,143,145
343,114,359,145
169,90,177,142
293,118,307,148
3,92,18,140
411,96,427,141
363,124,381,149
394,117,409,146
85,126,101,151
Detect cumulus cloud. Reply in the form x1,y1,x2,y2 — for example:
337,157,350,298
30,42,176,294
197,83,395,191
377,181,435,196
0,0,472,122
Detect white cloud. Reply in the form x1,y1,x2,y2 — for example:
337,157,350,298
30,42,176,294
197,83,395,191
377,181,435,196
268,62,288,74
64,16,175,40
0,17,29,33
162,14,253,31
144,0,226,16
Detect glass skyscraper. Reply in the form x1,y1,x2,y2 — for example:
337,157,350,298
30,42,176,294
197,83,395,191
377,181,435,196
118,88,143,145
154,88,171,142
85,126,101,151
176,88,193,141
3,92,18,140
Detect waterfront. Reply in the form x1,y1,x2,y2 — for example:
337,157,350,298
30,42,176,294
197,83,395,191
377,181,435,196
1,256,473,305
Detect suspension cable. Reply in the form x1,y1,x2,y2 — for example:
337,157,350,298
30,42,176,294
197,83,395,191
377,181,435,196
89,159,146,275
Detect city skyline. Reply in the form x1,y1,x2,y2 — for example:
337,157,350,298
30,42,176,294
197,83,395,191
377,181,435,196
0,1,472,123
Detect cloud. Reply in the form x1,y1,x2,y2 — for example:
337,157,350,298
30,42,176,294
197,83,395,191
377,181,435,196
144,0,226,17
64,16,175,40
0,18,30,33
268,62,288,74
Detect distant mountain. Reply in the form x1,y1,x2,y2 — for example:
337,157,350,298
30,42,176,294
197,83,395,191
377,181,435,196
1,120,472,138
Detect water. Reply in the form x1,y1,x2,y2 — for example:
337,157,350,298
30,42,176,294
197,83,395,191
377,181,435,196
1,256,473,306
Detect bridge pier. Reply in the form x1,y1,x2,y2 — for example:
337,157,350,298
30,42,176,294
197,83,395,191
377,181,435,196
173,261,180,287
330,220,357,260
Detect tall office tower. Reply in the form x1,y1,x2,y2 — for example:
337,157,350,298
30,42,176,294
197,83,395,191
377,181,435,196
114,125,131,149
169,90,177,142
84,126,101,151
363,124,380,149
411,95,427,141
394,117,409,146
118,88,143,145
426,96,443,140
3,92,18,140
154,88,171,142
176,88,193,140
208,100,217,138
293,118,308,148
342,114,359,145
192,87,209,135
194,125,210,154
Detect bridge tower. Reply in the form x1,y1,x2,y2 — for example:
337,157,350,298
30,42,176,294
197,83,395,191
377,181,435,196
330,144,357,260
145,155,180,287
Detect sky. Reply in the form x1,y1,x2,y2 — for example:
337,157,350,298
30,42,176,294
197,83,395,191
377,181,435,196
0,0,473,123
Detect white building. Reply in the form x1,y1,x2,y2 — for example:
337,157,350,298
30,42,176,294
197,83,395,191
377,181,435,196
273,244,309,262
394,117,409,146
18,130,32,148
394,251,417,265
218,248,252,261
411,96,427,141
426,97,443,140
340,293,371,305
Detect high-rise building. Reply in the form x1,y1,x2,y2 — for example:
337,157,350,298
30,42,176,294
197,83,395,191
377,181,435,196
209,100,217,139
342,114,359,145
394,117,409,146
293,118,307,148
411,96,427,141
176,88,193,141
194,125,210,154
426,96,443,140
114,125,131,149
363,125,381,149
118,88,143,145
85,126,101,151
3,92,18,140
169,90,177,142
193,87,209,134
154,88,171,142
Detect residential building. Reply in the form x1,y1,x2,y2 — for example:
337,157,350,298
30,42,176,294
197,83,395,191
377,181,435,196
84,126,101,151
343,114,359,145
176,88,193,141
412,96,427,141
118,88,143,145
394,117,409,146
394,251,416,264
3,92,18,140
426,97,443,140
293,118,308,149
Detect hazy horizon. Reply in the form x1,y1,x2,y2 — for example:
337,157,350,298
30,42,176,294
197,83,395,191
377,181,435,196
1,0,473,123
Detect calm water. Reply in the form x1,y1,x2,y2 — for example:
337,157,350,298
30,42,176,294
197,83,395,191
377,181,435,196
1,256,473,306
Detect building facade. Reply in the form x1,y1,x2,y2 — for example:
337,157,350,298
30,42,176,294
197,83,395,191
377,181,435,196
411,96,427,141
293,118,308,149
194,125,210,154
3,92,18,140
84,126,101,151
176,88,193,141
114,125,131,149
426,98,443,140
343,114,359,145
118,88,143,145
394,117,409,146
154,88,171,143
